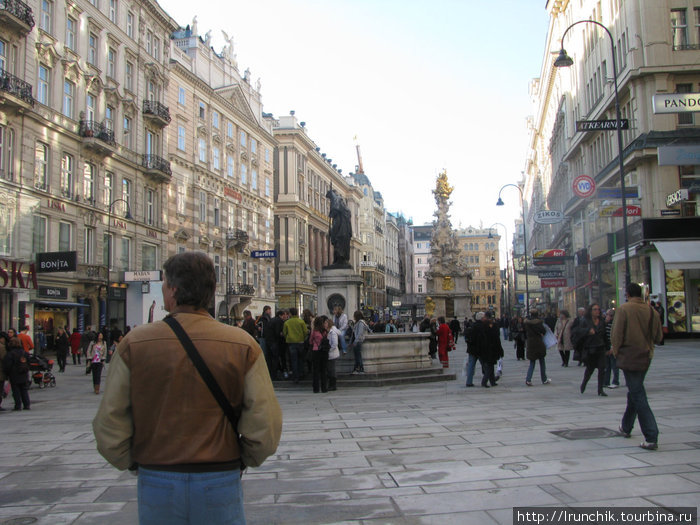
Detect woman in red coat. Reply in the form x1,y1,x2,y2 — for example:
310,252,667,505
436,316,453,368
69,328,82,365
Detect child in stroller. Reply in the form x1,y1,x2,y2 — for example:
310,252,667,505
28,355,56,388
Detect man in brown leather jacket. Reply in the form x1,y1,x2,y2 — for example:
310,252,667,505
93,252,282,524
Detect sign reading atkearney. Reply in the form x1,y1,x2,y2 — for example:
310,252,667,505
36,251,77,273
124,270,162,282
576,119,629,132
534,210,565,224
652,92,700,114
250,250,278,258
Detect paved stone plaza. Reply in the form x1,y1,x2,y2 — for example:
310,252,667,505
1,338,699,524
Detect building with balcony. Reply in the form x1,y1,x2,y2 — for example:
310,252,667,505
271,112,361,315
0,0,178,341
525,0,700,335
167,25,277,322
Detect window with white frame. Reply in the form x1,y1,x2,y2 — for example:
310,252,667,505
123,115,132,149
84,227,94,262
59,223,72,257
105,105,114,131
88,33,98,66
122,178,131,213
109,0,117,22
214,197,220,227
125,61,133,91
146,30,152,55
145,188,155,226
40,0,52,33
241,164,247,184
241,260,247,285
241,209,247,232
240,130,246,147
153,37,160,61
107,47,116,77
66,17,76,51
35,142,49,190
252,213,258,240
0,126,15,181
250,138,256,154
212,111,219,129
176,184,185,215
228,204,235,229
62,80,74,118
198,138,207,162
251,169,257,190
265,178,270,197
199,101,205,119
199,191,206,222
142,243,157,270
265,148,270,163
37,64,49,105
32,215,47,255
672,8,688,49
227,122,233,138
177,125,185,151
60,153,73,197
83,163,94,202
0,203,13,255
227,155,234,178
120,237,131,270
213,146,220,170
104,171,113,205
265,218,270,244
178,86,185,105
126,11,134,39
0,40,5,72
86,93,96,122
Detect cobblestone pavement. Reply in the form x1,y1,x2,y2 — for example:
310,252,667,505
1,338,699,524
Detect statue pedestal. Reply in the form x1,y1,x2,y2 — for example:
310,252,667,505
427,275,472,319
313,267,364,317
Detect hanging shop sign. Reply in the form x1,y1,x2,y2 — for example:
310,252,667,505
652,93,700,114
534,210,565,224
658,144,700,166
124,270,162,282
36,251,77,273
599,205,642,217
576,119,629,131
540,278,568,288
533,249,566,258
573,175,596,198
250,250,278,258
666,189,690,207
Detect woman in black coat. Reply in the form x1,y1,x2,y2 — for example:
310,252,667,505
524,310,551,386
573,303,609,396
482,313,504,387
2,337,30,410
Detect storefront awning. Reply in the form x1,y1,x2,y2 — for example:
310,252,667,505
611,242,644,263
32,301,90,309
653,241,700,270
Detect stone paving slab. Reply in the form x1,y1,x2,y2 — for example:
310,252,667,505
0,338,699,524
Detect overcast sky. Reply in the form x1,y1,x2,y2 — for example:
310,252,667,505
161,0,551,248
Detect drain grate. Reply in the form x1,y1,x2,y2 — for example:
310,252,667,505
550,427,620,440
500,462,529,471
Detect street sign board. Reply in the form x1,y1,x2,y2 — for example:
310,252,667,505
597,187,639,199
537,270,564,278
599,205,642,217
533,249,566,258
533,256,574,266
250,250,278,258
576,119,629,132
573,175,596,198
534,210,565,224
36,251,77,273
124,270,162,282
541,278,568,288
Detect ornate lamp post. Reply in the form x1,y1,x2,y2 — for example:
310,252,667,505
497,184,529,313
106,198,132,346
553,20,631,287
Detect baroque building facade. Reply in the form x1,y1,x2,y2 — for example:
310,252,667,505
524,0,700,334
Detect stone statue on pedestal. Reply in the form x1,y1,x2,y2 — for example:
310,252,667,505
325,189,352,269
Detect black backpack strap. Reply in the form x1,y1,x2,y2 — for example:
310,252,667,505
163,316,244,465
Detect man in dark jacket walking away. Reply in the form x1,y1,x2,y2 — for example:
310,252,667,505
482,312,504,387
465,312,488,387
3,337,30,410
524,310,551,386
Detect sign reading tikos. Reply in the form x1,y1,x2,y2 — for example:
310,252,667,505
652,93,700,114
576,119,629,131
573,175,596,198
250,250,278,258
667,189,690,207
38,286,68,299
36,251,77,273
534,210,565,224
124,270,162,282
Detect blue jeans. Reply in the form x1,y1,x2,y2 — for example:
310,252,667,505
603,354,620,386
466,354,479,385
353,342,364,371
621,369,658,443
138,467,245,525
338,329,348,353
288,343,303,381
526,357,547,383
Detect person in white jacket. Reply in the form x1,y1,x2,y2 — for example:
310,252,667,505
326,318,342,391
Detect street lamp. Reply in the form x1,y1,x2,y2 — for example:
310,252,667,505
106,198,132,346
554,20,631,288
496,184,529,313
489,222,511,317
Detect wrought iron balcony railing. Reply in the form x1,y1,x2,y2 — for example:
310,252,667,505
142,154,172,176
0,0,35,29
226,229,249,243
79,120,116,145
0,68,34,105
227,283,255,296
142,100,171,124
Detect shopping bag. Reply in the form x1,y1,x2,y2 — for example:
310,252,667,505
461,358,468,377
543,324,558,350
496,358,503,378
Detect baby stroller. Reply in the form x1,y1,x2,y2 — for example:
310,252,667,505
28,354,56,388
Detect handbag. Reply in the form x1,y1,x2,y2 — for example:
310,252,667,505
85,362,92,375
616,305,655,372
163,316,246,472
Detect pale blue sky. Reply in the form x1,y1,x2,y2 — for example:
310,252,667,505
161,0,550,240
